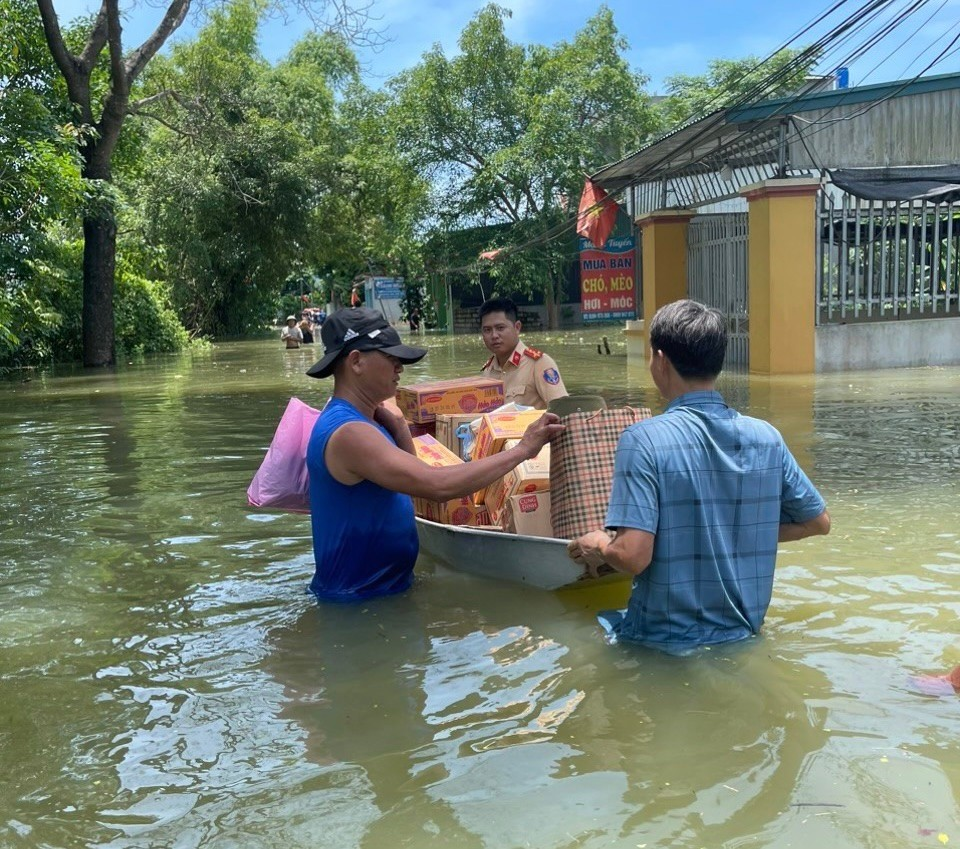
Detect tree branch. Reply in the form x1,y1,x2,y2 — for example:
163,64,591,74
125,0,191,82
127,106,198,138
35,0,90,119
104,0,126,95
77,2,109,73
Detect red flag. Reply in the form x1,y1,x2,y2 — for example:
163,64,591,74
576,179,619,248
479,249,502,261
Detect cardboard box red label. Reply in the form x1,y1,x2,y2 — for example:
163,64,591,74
414,495,491,526
397,377,505,424
502,492,553,537
471,409,544,461
412,434,460,467
483,441,550,522
412,435,491,526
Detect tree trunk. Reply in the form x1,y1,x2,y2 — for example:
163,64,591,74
82,210,117,367
80,105,123,367
544,278,559,330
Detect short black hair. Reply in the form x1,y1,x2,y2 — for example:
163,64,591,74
478,297,518,324
649,299,727,379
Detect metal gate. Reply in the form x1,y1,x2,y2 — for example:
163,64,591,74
687,213,749,368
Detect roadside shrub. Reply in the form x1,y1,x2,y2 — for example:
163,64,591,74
0,239,190,371
114,271,190,357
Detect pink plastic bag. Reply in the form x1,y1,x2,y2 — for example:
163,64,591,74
247,397,322,513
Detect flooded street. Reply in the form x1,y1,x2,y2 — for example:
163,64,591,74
1,329,958,848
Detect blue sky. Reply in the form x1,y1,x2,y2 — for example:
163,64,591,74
52,0,960,94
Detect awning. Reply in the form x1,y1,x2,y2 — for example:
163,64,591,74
828,165,960,202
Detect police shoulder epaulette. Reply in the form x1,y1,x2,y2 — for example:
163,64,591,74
523,347,544,360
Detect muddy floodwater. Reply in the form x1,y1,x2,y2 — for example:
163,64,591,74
1,328,958,849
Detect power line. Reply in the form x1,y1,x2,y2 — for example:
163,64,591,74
428,0,950,276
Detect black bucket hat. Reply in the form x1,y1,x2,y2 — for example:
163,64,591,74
306,308,427,378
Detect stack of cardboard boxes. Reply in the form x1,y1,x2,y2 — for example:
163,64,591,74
411,434,492,526
398,377,504,527
471,410,554,538
399,380,554,537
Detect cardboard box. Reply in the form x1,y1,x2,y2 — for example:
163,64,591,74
483,441,551,523
471,409,544,461
501,492,553,537
412,434,461,467
414,495,491,527
435,413,480,457
411,435,491,526
397,377,505,424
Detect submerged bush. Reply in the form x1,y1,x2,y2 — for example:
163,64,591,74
0,241,191,371
114,272,190,357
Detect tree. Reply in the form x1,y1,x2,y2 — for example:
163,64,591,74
326,82,430,294
659,49,817,128
34,0,376,365
387,4,657,327
0,0,83,356
129,4,357,336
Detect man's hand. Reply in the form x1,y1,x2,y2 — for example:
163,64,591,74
568,527,655,577
373,402,407,436
373,401,416,455
567,530,612,577
518,412,565,458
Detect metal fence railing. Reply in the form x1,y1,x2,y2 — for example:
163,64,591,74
816,192,960,324
688,213,750,367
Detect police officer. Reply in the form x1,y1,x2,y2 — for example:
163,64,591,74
479,297,568,409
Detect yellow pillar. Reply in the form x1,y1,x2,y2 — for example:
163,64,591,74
635,209,695,354
742,178,820,375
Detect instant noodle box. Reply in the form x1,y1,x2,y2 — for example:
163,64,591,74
415,495,491,527
482,440,550,523
470,409,544,462
397,377,505,424
501,492,553,537
412,435,492,526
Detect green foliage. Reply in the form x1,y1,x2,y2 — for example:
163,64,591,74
114,271,191,357
659,49,817,128
386,4,657,318
128,3,374,336
391,4,658,217
318,82,430,293
0,0,85,347
0,239,189,370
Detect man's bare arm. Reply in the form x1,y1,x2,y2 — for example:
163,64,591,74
326,414,564,500
778,510,831,542
567,527,655,576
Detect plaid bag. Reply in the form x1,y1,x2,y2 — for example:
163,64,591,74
549,407,652,540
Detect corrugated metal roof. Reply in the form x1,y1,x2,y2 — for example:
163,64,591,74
592,71,960,193
728,70,960,122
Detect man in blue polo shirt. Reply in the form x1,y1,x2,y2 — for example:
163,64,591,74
568,299,830,653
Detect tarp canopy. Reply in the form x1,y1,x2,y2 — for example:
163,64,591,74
828,165,960,202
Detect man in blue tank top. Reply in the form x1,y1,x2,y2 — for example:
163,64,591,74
567,299,830,653
305,308,564,602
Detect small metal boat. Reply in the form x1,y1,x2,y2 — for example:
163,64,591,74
415,517,628,591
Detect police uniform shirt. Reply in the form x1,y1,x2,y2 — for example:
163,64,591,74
481,339,568,410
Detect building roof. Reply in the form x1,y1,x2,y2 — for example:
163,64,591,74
592,71,960,195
